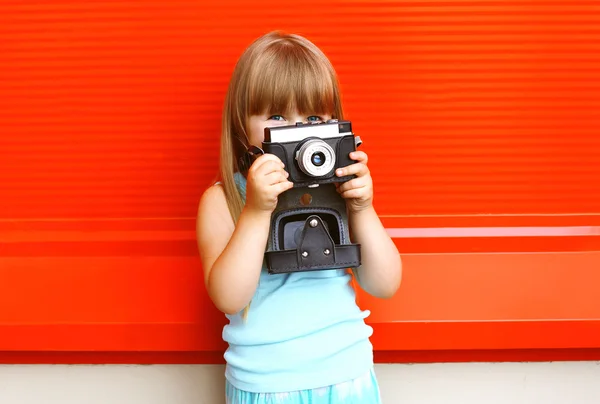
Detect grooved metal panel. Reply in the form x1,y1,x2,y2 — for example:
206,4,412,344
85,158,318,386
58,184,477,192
1,1,599,361
2,1,599,218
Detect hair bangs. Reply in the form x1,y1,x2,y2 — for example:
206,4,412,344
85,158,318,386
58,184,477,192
246,42,337,119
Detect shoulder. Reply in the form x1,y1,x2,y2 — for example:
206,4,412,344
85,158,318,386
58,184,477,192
199,181,225,207
196,183,234,233
195,183,236,279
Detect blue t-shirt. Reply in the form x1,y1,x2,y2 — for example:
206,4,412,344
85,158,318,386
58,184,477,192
222,172,374,393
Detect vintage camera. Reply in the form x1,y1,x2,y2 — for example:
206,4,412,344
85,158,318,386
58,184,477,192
246,119,363,274
262,119,361,188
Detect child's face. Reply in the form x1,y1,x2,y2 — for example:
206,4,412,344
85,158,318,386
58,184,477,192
247,110,332,148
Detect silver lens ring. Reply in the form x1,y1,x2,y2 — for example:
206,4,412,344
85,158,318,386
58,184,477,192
296,139,336,177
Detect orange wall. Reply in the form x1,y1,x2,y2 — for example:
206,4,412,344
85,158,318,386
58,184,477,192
1,1,599,364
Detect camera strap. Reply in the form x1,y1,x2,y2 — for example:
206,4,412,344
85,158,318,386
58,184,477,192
238,145,264,173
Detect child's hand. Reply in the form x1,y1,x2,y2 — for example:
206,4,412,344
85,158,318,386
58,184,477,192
335,151,373,213
245,154,293,214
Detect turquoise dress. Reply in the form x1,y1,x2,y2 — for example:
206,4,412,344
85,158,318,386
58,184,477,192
222,173,382,404
226,368,382,404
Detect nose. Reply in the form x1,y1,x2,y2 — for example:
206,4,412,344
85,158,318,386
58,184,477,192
290,115,307,124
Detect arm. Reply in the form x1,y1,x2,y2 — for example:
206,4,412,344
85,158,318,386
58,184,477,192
335,151,402,299
196,186,271,315
348,206,402,299
196,154,293,315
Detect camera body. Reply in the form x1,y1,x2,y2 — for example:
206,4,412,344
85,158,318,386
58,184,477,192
262,119,361,188
258,119,363,275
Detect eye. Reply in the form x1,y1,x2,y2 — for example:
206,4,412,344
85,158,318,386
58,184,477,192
307,116,323,122
268,115,285,121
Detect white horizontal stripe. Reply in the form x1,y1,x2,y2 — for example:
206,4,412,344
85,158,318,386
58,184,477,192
386,226,600,238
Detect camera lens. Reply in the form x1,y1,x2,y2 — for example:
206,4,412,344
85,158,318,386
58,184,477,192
295,139,336,177
311,152,326,167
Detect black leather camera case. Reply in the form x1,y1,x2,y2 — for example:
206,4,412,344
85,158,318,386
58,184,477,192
264,183,361,274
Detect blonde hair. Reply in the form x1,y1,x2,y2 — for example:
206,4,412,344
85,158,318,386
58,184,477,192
218,31,345,318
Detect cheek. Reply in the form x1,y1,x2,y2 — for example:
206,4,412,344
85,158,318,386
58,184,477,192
247,122,266,147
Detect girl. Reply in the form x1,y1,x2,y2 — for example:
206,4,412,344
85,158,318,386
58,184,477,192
196,31,402,403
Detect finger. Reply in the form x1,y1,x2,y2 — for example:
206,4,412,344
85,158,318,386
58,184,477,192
250,153,284,172
264,170,289,185
337,177,367,194
254,160,285,177
340,186,367,200
349,151,368,164
271,180,294,195
336,162,369,178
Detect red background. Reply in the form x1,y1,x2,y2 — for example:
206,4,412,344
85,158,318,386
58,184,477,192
1,0,599,364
